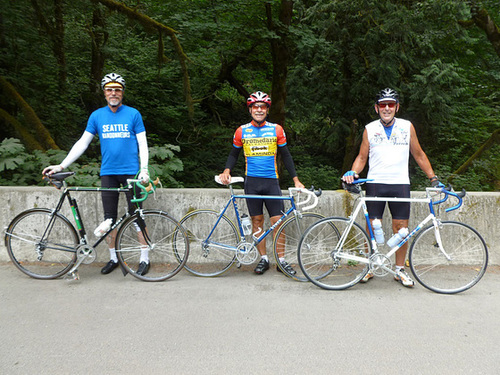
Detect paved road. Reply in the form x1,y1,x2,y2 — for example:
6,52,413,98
0,263,499,374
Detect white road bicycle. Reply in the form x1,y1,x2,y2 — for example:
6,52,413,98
297,179,488,294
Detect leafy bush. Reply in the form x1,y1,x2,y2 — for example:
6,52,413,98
0,138,184,188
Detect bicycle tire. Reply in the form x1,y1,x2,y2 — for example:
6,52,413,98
115,210,189,282
409,221,488,294
298,217,372,290
272,212,324,281
4,208,78,279
180,209,239,277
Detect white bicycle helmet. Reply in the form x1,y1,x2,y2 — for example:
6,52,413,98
101,73,126,90
247,91,272,107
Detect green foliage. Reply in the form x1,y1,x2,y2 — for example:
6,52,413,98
0,138,25,171
0,138,68,186
1,0,499,191
148,144,184,188
0,138,183,188
292,147,341,191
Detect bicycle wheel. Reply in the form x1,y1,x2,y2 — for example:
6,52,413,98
409,221,488,294
5,209,78,279
180,209,239,277
298,217,372,290
115,210,189,282
273,212,324,281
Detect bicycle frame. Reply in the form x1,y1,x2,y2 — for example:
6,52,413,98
48,185,132,246
338,187,459,276
202,184,303,254
41,179,152,277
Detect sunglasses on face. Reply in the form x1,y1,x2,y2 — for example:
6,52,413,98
104,88,123,94
378,102,396,109
251,104,268,110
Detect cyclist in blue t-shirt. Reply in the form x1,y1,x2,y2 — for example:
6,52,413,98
43,73,151,276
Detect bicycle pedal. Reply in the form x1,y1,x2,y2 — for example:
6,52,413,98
64,271,80,281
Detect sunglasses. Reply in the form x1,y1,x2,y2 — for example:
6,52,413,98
251,104,268,110
378,102,396,109
104,88,123,94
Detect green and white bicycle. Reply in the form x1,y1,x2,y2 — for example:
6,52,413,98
4,172,189,282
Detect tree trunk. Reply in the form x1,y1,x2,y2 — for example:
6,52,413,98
30,0,67,89
84,5,108,113
460,1,500,58
0,109,44,151
266,0,293,127
452,128,500,176
91,0,194,122
342,119,361,174
0,76,59,150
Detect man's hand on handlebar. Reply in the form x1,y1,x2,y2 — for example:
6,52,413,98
138,169,150,185
430,178,445,188
293,176,305,189
342,170,359,184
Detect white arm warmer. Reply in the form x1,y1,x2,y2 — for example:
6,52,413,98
60,131,94,169
137,131,149,170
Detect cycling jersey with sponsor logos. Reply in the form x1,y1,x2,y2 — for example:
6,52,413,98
85,104,145,176
233,120,287,179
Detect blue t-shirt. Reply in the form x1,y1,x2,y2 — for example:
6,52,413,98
85,105,146,176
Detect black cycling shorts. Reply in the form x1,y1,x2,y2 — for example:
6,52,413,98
101,175,141,222
244,176,284,217
365,183,411,220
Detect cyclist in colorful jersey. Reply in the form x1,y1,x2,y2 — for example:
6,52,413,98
219,91,305,275
342,88,443,287
43,73,151,276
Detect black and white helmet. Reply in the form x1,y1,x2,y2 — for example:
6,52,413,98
375,88,399,103
101,73,126,90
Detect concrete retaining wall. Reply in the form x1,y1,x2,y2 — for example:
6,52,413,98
1,186,499,265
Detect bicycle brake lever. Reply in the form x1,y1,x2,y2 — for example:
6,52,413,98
308,185,322,197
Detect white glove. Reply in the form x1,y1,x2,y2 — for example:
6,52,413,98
42,165,63,175
138,170,150,185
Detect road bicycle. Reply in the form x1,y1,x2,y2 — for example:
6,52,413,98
179,176,322,280
297,179,488,294
4,171,189,282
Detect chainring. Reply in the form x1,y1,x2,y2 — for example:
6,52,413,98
369,253,392,276
236,242,259,265
76,244,96,264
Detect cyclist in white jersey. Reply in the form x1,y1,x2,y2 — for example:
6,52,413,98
342,88,443,287
43,73,151,276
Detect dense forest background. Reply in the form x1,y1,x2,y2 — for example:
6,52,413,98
1,0,499,190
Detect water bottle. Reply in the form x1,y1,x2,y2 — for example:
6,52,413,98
372,219,385,244
241,214,252,236
94,218,113,237
387,227,409,248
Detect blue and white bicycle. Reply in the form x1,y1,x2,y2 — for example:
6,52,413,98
297,179,488,294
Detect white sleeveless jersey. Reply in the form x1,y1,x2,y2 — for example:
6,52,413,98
366,118,411,184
